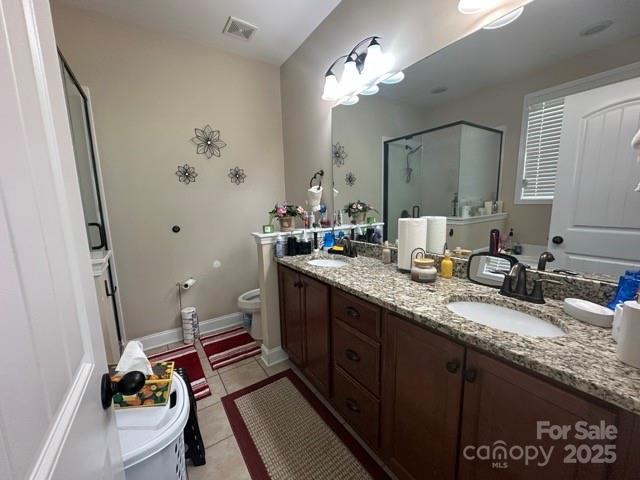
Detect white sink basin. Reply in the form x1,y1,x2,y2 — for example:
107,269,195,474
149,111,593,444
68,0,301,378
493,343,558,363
307,258,348,268
447,301,565,337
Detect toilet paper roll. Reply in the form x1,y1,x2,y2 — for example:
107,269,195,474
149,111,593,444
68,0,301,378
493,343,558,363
425,216,447,254
616,301,640,368
397,218,427,271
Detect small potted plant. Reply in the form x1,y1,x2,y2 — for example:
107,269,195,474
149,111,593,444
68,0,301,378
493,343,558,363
345,200,378,225
269,202,305,232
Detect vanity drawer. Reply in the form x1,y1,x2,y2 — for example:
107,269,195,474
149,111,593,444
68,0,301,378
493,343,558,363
333,365,380,449
332,289,381,339
333,319,380,395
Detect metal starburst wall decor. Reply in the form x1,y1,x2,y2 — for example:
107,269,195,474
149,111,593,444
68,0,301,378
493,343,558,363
345,171,357,187
191,124,227,159
176,164,198,184
228,166,247,186
333,142,348,167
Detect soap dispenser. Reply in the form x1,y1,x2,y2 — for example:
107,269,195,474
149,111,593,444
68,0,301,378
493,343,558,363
440,250,453,279
382,241,392,264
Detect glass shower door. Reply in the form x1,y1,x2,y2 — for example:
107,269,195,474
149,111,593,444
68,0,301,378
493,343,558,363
60,58,106,251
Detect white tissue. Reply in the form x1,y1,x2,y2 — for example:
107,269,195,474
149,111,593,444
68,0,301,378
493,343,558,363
116,341,153,376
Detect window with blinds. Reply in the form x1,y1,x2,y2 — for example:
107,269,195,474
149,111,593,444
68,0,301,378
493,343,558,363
519,97,565,201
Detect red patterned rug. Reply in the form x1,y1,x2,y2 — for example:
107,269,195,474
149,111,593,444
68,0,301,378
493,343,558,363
148,344,211,400
200,326,261,371
222,370,390,479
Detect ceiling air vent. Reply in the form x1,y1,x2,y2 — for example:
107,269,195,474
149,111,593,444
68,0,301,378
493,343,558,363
223,16,258,41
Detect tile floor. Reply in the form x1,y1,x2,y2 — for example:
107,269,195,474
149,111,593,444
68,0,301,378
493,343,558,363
146,333,395,479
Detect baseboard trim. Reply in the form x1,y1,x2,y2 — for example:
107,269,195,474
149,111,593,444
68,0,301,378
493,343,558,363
134,312,244,350
260,344,289,367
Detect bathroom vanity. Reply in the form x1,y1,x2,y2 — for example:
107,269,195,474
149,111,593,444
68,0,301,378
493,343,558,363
276,256,640,479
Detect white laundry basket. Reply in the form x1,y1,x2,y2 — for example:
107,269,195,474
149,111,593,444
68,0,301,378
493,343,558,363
115,373,190,480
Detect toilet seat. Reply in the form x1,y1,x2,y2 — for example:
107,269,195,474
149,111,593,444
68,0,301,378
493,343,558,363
238,288,261,313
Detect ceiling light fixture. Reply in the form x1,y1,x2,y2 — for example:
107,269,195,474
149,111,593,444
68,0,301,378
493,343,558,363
321,36,403,105
457,0,498,15
483,6,524,29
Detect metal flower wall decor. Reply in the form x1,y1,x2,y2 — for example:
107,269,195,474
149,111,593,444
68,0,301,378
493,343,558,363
345,171,357,187
176,164,198,184
191,124,227,159
228,166,247,186
333,142,348,167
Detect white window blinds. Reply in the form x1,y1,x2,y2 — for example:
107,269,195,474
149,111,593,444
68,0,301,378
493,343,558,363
520,97,565,200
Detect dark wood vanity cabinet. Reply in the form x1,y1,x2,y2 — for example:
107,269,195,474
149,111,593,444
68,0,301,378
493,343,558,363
381,312,465,480
278,266,330,396
277,266,640,479
459,349,629,480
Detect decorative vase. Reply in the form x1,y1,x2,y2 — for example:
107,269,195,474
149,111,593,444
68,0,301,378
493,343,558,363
352,212,366,225
279,216,295,231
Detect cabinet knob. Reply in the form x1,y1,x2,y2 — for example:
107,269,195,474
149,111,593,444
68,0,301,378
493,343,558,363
552,235,564,245
345,349,361,362
345,398,360,413
446,359,460,374
464,369,477,383
345,306,360,318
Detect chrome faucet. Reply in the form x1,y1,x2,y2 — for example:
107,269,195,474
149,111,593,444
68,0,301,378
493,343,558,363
499,263,560,304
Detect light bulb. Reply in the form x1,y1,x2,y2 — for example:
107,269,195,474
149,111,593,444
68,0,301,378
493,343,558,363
340,58,360,97
362,42,384,80
380,71,405,85
340,95,359,106
360,84,379,96
484,6,524,29
457,0,497,14
321,73,340,101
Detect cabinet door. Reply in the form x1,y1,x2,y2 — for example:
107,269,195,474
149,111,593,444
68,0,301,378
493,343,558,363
459,349,620,479
381,313,465,480
302,274,331,397
278,266,304,366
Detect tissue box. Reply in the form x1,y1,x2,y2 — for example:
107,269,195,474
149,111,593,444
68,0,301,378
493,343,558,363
108,361,175,409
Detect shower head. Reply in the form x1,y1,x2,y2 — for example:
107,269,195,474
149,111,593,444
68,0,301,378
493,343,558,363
406,144,423,155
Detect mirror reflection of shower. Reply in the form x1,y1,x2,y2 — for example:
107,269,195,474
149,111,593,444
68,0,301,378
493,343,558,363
384,122,502,241
404,143,423,183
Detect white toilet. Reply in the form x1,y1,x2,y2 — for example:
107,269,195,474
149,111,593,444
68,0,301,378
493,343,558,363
237,288,262,340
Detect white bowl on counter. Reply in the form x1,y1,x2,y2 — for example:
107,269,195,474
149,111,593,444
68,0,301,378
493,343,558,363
563,298,614,328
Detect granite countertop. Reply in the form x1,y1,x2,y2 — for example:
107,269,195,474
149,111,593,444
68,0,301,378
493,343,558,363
276,254,640,415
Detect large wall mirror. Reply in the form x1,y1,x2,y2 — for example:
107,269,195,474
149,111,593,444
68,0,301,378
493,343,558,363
331,0,640,278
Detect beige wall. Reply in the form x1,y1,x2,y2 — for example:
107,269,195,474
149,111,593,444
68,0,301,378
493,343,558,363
52,5,285,339
418,35,640,245
281,0,530,221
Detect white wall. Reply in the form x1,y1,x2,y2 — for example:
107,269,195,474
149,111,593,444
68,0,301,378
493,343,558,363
52,4,286,339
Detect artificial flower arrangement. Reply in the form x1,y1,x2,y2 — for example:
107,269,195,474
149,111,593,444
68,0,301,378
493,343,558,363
269,202,306,231
345,200,378,225
345,200,378,216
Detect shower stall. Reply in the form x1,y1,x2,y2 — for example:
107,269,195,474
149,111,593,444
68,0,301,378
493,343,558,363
383,121,503,241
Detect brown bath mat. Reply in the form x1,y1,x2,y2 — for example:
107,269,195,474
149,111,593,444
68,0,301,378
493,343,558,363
222,369,389,479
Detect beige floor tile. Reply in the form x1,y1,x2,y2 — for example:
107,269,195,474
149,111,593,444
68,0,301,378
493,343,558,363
167,340,189,350
219,360,267,394
197,374,226,411
258,357,294,376
194,342,216,378
197,401,233,448
144,345,167,356
187,436,250,480
216,356,257,374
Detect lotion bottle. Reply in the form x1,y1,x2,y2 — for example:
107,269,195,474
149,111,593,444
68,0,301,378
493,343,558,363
440,250,454,279
382,241,392,264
